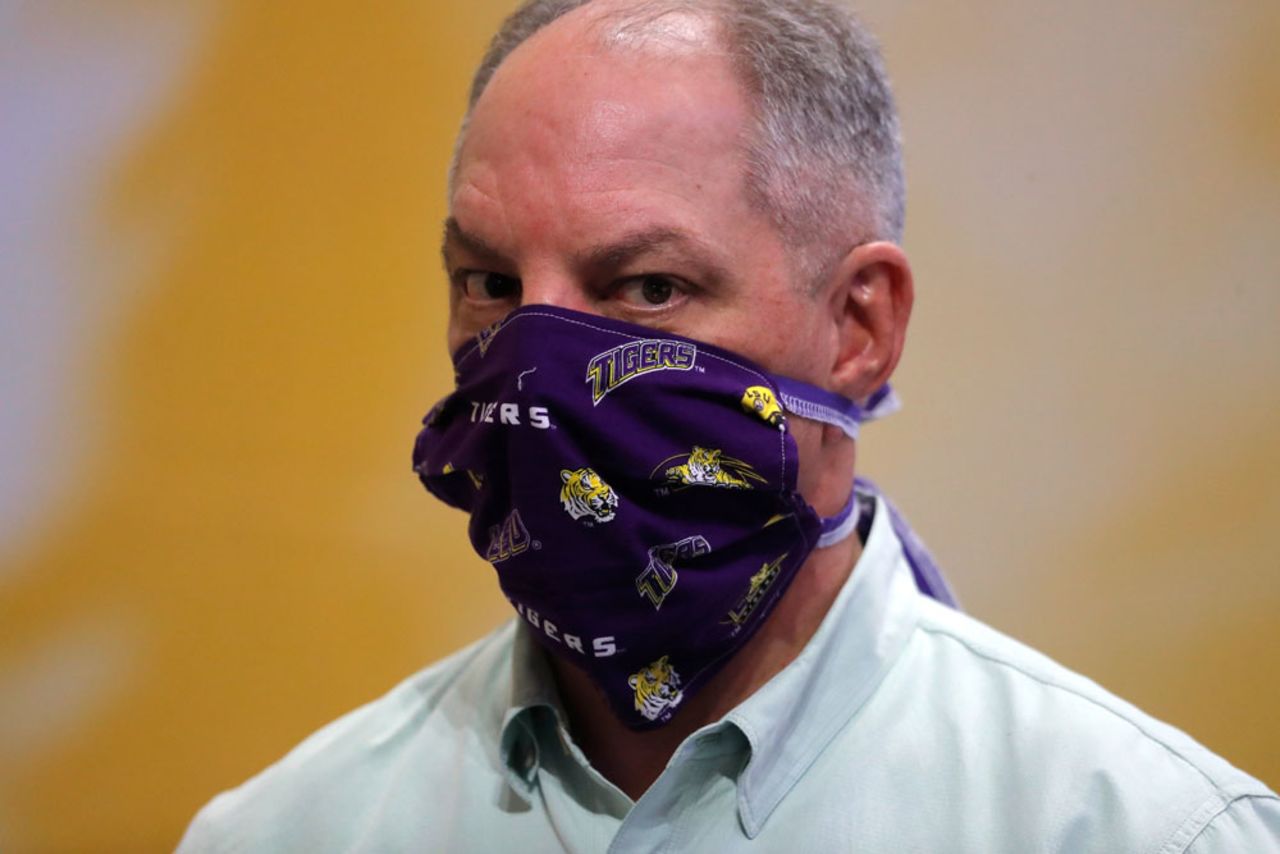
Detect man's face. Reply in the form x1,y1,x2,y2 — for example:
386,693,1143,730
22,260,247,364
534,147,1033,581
443,10,836,389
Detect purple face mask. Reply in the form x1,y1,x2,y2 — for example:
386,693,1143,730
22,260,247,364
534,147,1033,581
413,305,902,730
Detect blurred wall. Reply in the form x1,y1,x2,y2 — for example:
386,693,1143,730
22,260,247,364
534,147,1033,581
0,1,1276,850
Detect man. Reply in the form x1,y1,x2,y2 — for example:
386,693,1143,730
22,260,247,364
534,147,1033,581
180,0,1280,850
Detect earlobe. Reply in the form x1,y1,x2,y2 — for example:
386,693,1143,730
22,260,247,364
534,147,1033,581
827,242,914,402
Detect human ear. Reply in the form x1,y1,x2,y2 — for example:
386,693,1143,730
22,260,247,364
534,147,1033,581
825,241,914,402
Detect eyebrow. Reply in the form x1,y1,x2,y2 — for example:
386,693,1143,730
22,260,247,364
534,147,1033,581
442,218,510,268
579,227,728,282
441,219,732,285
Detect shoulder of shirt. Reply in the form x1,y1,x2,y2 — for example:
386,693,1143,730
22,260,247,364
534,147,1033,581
177,619,519,852
908,595,1278,850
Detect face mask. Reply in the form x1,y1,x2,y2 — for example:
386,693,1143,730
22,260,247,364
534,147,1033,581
414,305,901,730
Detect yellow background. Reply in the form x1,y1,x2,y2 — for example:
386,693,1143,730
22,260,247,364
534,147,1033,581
1,1,1276,850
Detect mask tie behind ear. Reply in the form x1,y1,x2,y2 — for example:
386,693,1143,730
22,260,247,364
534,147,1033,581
816,487,859,548
771,377,901,441
764,376,899,548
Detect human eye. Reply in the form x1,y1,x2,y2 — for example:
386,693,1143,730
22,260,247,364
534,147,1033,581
614,274,689,310
457,270,521,303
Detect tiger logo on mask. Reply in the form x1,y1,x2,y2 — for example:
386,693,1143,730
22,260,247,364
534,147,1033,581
628,655,684,722
661,446,764,489
560,467,619,523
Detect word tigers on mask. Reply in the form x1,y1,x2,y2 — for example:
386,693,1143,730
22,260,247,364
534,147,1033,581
468,400,552,429
510,598,618,658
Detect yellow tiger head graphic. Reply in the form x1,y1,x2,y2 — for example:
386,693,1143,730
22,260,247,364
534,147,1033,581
741,385,785,428
628,655,684,722
559,467,619,523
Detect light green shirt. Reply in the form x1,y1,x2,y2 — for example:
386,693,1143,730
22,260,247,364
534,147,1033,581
180,497,1280,852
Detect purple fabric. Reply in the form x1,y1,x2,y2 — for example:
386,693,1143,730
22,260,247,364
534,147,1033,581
413,305,956,729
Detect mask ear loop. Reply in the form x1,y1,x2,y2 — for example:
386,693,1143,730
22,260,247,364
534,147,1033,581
772,378,901,441
816,488,860,548
768,378,899,549
768,376,961,608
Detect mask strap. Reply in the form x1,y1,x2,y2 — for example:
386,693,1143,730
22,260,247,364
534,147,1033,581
769,376,898,549
816,487,860,548
772,377,901,441
767,375,960,607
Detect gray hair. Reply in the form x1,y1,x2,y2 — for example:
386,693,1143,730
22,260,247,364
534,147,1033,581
457,0,905,287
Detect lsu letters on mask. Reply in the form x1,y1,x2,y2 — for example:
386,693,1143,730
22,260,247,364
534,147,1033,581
413,305,949,730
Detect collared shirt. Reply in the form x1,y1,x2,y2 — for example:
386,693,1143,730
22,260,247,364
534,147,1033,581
180,497,1280,852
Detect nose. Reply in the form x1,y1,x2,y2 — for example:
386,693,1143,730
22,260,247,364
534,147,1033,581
517,270,595,315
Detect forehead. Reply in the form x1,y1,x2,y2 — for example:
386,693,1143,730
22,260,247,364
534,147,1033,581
464,5,738,157
452,9,758,239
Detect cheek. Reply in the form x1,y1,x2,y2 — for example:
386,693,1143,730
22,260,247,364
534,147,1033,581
695,302,786,363
770,308,835,386
788,419,825,464
789,417,832,504
447,294,511,354
445,314,466,355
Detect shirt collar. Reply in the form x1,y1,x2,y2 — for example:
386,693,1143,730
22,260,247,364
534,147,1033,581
496,492,923,831
725,492,923,837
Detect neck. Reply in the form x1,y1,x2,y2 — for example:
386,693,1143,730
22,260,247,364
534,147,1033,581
547,526,863,801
